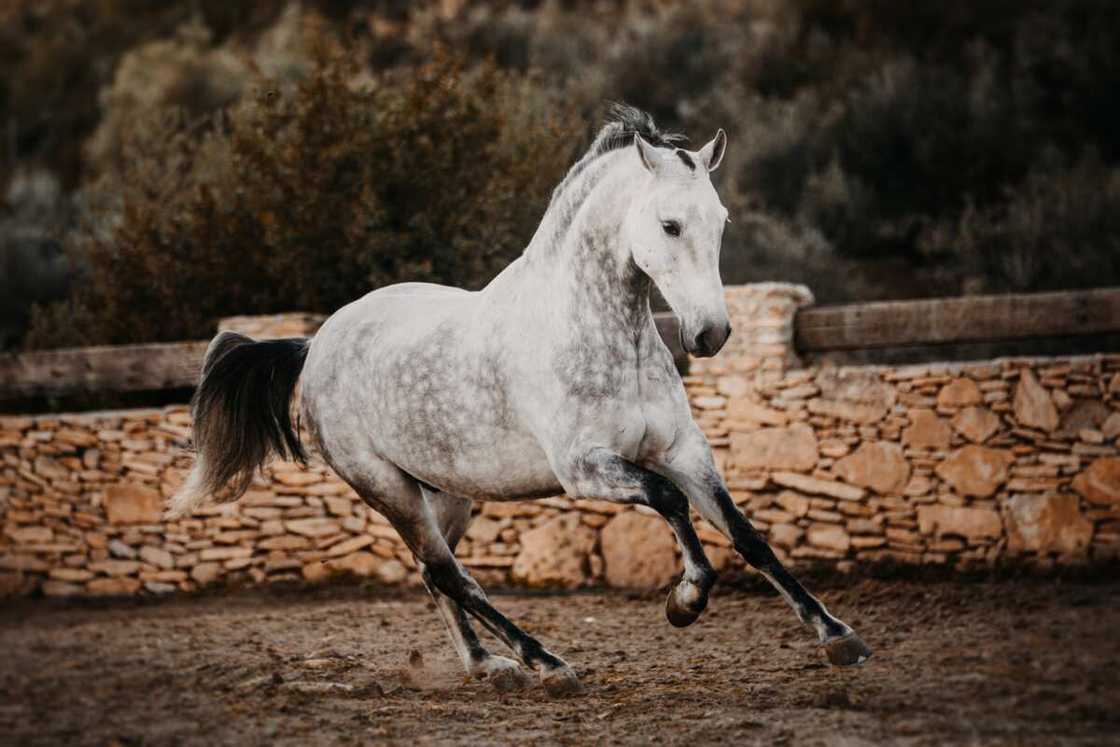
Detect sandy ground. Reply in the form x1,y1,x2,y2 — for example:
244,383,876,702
1,575,1117,746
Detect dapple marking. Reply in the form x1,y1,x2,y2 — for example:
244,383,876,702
171,104,871,696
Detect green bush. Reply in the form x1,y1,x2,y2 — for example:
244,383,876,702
25,49,580,348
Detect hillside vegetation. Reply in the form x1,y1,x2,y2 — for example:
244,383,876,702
2,0,1119,349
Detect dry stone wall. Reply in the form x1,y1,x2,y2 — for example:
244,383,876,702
2,286,1118,598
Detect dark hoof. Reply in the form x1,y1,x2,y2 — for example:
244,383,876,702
823,631,872,667
665,587,703,628
541,666,585,697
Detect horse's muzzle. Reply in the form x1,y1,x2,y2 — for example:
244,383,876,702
685,320,732,358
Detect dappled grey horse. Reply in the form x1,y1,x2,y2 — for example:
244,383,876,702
171,105,871,695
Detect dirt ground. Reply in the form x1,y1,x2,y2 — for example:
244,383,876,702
1,575,1117,746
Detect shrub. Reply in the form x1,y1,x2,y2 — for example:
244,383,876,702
950,156,1120,293
25,48,581,348
0,169,72,349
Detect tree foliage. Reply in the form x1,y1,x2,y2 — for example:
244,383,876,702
26,50,580,347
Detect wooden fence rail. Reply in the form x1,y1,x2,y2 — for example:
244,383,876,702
0,341,210,399
795,288,1120,353
2,288,1117,399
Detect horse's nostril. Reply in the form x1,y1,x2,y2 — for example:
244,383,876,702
692,323,731,357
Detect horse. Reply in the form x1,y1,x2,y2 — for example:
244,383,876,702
170,104,871,696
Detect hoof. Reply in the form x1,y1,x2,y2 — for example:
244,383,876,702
472,656,531,692
823,631,872,667
540,665,585,698
665,587,704,628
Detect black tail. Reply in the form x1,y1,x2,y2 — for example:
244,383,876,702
168,332,309,516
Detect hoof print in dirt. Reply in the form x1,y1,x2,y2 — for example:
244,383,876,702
823,632,872,667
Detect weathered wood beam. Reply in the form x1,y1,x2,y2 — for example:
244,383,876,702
0,341,210,398
795,288,1120,352
17,288,1107,398
0,316,690,399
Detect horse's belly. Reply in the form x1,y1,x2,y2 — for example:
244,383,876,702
391,427,562,501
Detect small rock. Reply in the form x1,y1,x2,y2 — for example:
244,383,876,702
952,406,1001,444
807,525,850,553
775,490,810,517
600,512,678,590
902,409,952,450
730,422,818,472
937,378,983,408
510,514,595,589
1013,370,1058,432
1080,428,1105,445
917,504,1002,541
771,472,866,502
285,518,342,537
834,442,910,495
1005,493,1092,557
139,545,175,570
1101,412,1120,440
726,398,788,426
768,523,803,549
1072,458,1120,506
104,484,164,524
465,516,502,544
302,561,329,582
325,536,374,558
935,445,1013,498
716,375,751,398
377,559,408,585
191,562,222,585
5,526,52,544
328,551,379,577
144,581,178,594
693,395,727,410
86,577,142,596
108,539,137,559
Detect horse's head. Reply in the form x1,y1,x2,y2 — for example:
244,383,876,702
624,130,730,357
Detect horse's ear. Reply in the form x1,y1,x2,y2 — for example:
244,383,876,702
634,135,663,174
699,129,727,172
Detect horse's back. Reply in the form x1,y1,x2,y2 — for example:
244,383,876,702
370,281,472,299
312,281,475,342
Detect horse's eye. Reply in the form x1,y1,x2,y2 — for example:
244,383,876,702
661,220,681,237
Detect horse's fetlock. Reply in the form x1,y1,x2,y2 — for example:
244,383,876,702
698,565,719,592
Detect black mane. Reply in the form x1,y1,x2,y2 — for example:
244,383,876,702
593,103,687,156
531,104,687,255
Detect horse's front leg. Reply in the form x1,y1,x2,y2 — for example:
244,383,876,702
564,448,718,627
657,433,873,666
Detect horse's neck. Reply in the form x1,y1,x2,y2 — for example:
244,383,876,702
519,158,652,335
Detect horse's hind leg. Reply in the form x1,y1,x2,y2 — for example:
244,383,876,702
350,463,581,695
415,529,582,696
420,487,531,691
